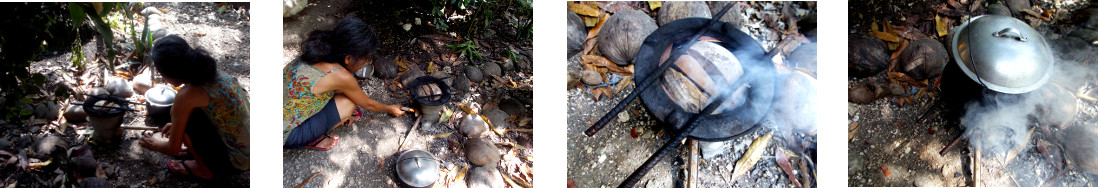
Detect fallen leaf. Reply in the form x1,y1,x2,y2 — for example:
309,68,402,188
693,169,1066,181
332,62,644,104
587,13,610,40
872,31,901,43
946,0,962,9
648,1,661,11
581,55,632,75
848,121,859,141
500,169,527,188
881,165,891,177
731,132,773,181
453,165,468,182
569,3,601,17
1079,88,1098,102
431,132,453,139
935,14,948,37
776,148,803,188
25,158,51,169
439,107,453,124
582,37,599,55
296,172,321,188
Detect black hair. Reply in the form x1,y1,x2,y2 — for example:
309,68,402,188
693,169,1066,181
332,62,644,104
299,17,378,68
151,35,218,85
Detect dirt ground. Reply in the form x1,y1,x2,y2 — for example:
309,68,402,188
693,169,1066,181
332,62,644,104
848,0,1098,186
566,2,817,187
281,0,534,187
1,2,251,187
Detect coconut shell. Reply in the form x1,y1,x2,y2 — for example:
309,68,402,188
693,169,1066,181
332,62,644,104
849,83,881,104
460,115,489,138
373,56,400,79
599,10,658,66
774,71,817,134
898,38,948,80
567,10,587,57
1078,8,1098,29
465,65,485,83
482,62,502,78
483,109,509,129
87,88,110,96
580,70,602,86
788,43,818,74
1036,84,1077,128
1063,125,1098,174
464,138,500,167
453,70,472,93
105,78,133,98
709,1,744,29
987,4,1011,16
848,33,890,78
658,2,711,26
466,166,505,188
400,69,425,87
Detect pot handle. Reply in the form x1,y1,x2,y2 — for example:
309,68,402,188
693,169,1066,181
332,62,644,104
992,28,1027,42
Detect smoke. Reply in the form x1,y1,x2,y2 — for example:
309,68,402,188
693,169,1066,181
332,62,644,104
961,30,1098,157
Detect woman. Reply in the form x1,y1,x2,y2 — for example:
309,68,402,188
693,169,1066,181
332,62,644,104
284,17,406,150
139,35,250,179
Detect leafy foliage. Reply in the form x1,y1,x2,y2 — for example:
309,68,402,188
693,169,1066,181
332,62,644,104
446,40,483,61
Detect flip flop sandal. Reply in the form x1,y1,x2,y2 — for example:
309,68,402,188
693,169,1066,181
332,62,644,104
351,107,364,121
304,134,339,151
168,160,211,180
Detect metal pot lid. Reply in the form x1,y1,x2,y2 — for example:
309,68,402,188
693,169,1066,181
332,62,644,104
951,15,1054,94
145,86,176,105
396,149,439,187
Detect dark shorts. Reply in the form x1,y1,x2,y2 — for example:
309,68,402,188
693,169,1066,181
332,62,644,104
184,108,244,176
284,98,340,148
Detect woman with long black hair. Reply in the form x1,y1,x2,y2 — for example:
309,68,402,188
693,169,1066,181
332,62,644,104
139,35,250,179
283,17,407,150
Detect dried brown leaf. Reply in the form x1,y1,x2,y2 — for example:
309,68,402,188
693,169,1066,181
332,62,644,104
935,15,948,37
872,31,901,43
776,148,802,188
581,55,633,75
569,3,600,17
731,132,772,181
587,13,609,40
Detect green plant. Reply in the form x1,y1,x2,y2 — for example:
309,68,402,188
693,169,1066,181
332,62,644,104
120,3,153,62
68,2,116,71
446,40,483,61
502,49,521,61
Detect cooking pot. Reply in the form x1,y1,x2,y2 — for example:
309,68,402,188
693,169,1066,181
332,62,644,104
635,18,777,141
145,85,176,126
951,15,1054,94
395,149,440,188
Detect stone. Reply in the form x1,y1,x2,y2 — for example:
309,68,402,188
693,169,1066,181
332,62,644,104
465,138,500,167
848,33,889,78
580,70,602,86
483,109,509,129
105,78,133,98
709,1,744,29
400,69,426,88
658,1,711,26
599,10,658,66
466,166,504,188
481,62,502,78
373,56,400,79
87,88,110,96
897,38,948,80
460,115,489,138
700,141,726,159
774,71,818,134
788,43,818,74
567,10,588,57
987,4,1011,16
465,65,485,83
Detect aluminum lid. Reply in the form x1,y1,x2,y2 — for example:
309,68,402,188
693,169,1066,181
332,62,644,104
145,86,176,105
396,149,439,187
951,15,1054,94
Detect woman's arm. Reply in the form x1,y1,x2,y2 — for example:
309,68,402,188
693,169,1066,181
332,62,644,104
140,86,209,154
328,69,405,116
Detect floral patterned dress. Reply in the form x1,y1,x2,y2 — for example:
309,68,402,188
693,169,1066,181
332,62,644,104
199,72,250,170
283,59,342,143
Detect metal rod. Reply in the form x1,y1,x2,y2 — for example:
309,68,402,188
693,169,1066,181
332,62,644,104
585,4,735,137
618,76,748,188
71,103,139,112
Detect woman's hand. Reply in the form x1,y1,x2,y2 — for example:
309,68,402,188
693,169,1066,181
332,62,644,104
388,105,407,117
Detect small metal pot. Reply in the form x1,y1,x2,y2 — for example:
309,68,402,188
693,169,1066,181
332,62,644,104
145,86,176,126
395,149,440,188
951,15,1054,94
